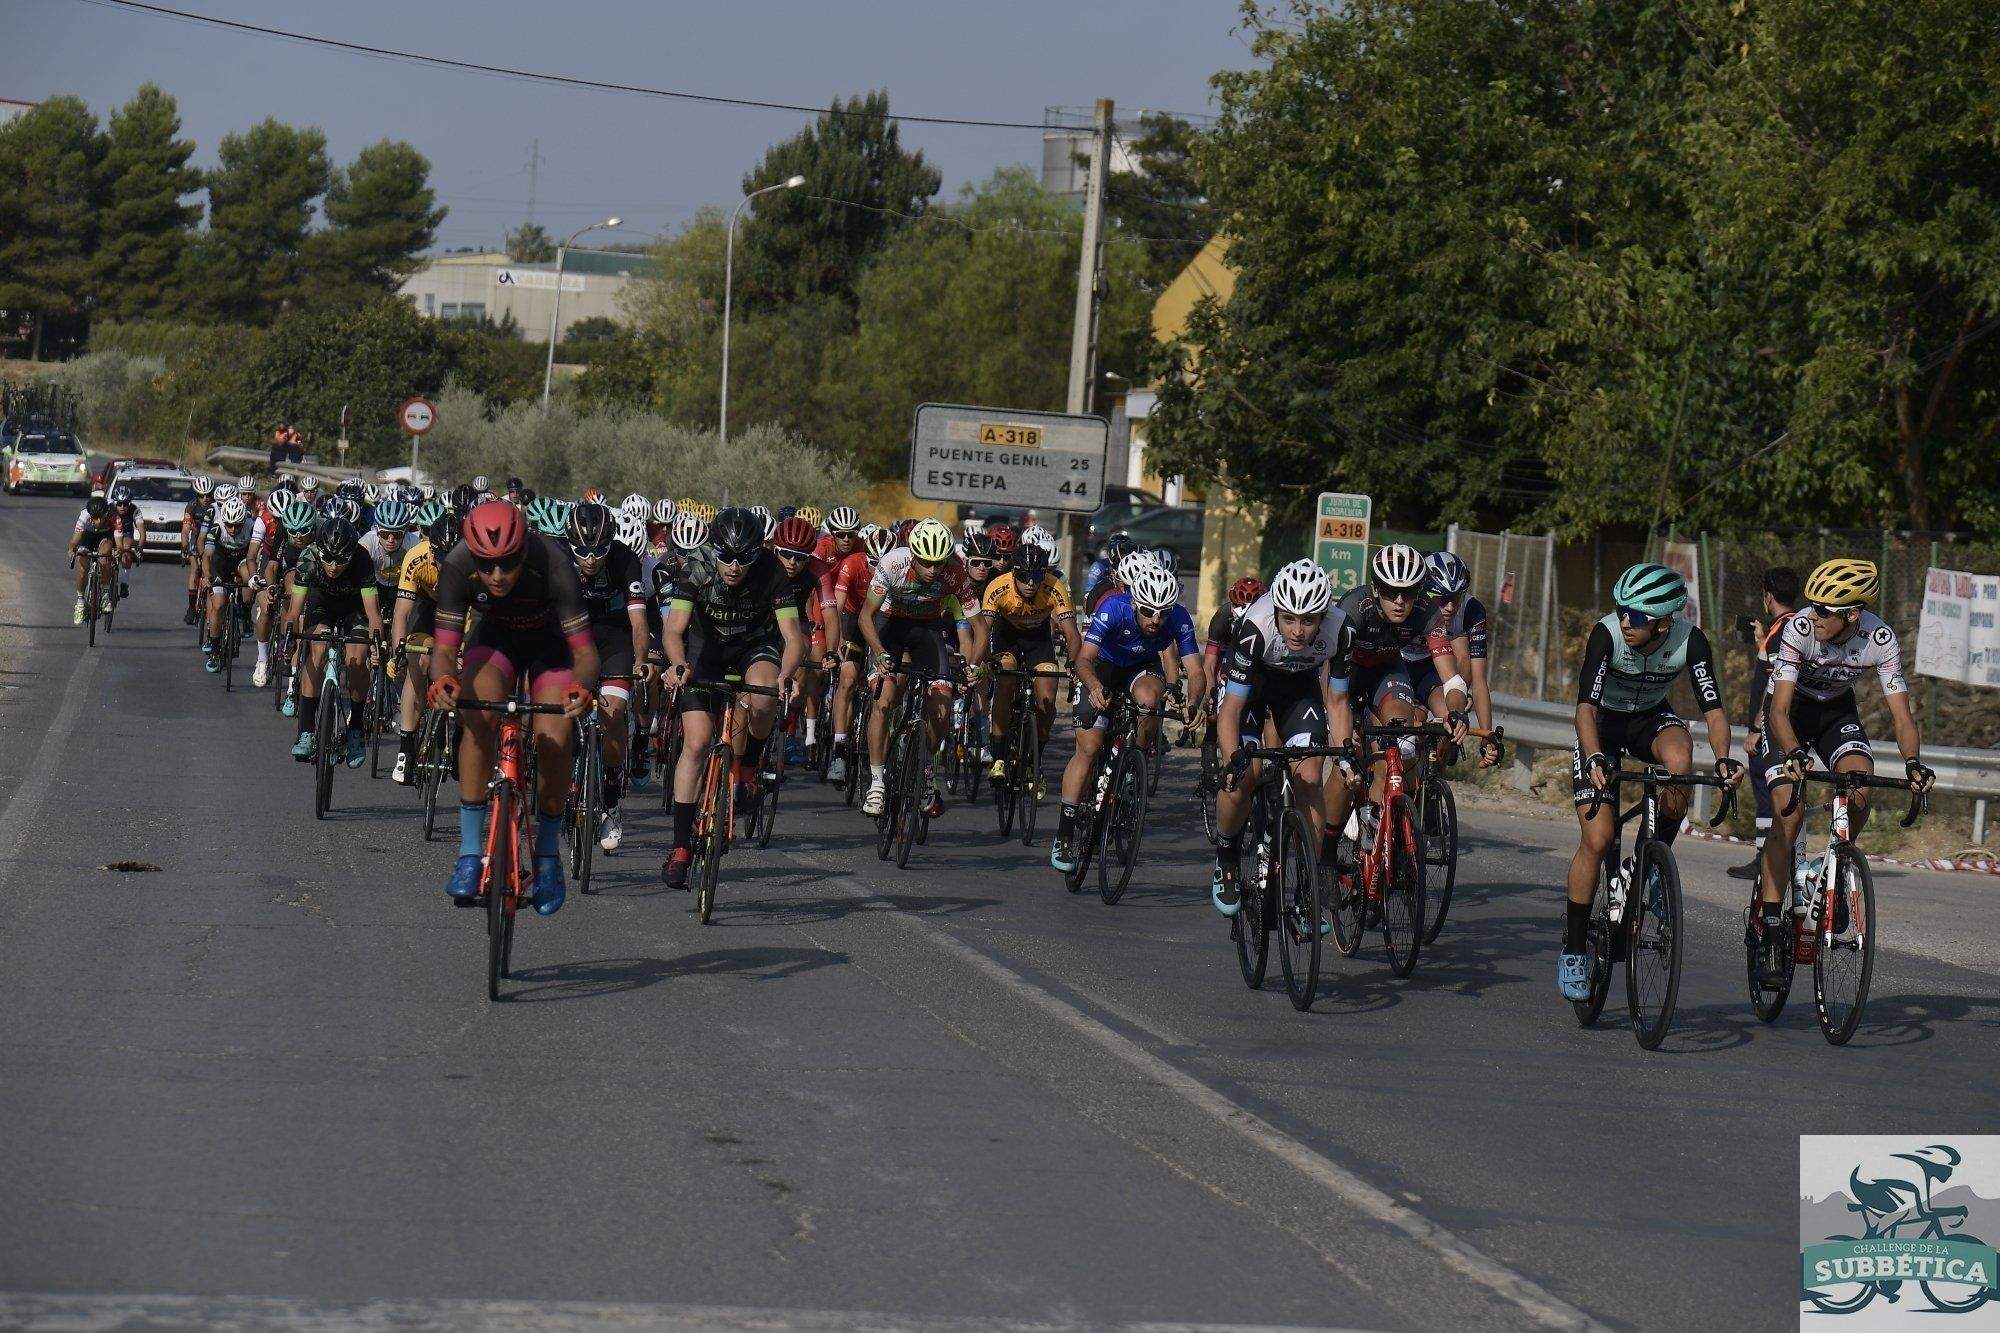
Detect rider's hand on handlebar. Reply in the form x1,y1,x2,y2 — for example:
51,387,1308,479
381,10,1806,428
1087,683,1111,713
1907,757,1936,794
1714,756,1745,788
1584,751,1613,794
1446,709,1470,746
426,674,461,711
1477,733,1503,768
561,684,595,720
1782,746,1811,785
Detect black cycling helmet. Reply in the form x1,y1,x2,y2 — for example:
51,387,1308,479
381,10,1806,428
1013,543,1051,578
1105,532,1137,563
963,531,996,560
314,515,361,563
566,500,616,551
448,483,478,515
417,500,456,550
336,478,366,501
709,506,764,563
85,495,108,518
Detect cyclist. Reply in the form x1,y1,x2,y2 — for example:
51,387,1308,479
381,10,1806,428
198,496,258,670
105,484,139,601
1210,560,1357,915
771,516,831,764
565,501,652,853
858,517,976,818
1053,559,1198,872
181,476,216,623
267,497,319,706
68,494,122,625
1565,562,1740,1000
427,501,598,913
388,501,452,784
285,515,384,767
822,520,884,786
524,495,568,540
657,507,805,890
977,542,1080,783
1409,551,1502,767
1083,533,1134,611
1751,558,1933,979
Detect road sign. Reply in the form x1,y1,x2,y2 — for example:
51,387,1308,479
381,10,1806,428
1312,491,1372,594
398,397,436,436
908,403,1108,514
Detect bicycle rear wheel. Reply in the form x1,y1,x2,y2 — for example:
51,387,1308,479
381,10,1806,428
892,727,924,869
1420,779,1458,944
1232,802,1270,989
419,711,447,840
1380,793,1425,978
1625,842,1683,1049
1328,816,1366,959
1018,717,1042,847
993,719,1019,837
222,605,238,691
1097,747,1147,905
754,738,781,848
367,667,390,778
1814,845,1874,1045
312,693,338,819
1198,732,1220,846
1574,867,1615,1027
1274,808,1323,1011
573,734,599,895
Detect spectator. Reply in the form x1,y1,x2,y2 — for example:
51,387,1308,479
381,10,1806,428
1729,565,1802,880
268,421,292,469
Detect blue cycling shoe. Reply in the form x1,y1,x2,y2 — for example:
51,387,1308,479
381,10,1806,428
343,728,367,768
1212,866,1241,917
1049,839,1077,873
290,734,315,761
531,856,566,915
784,736,806,766
1558,952,1591,1001
446,854,483,903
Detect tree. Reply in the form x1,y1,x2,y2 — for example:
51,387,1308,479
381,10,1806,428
505,222,556,263
92,84,200,322
305,139,445,307
0,96,104,358
185,118,330,323
735,90,942,309
1101,112,1215,296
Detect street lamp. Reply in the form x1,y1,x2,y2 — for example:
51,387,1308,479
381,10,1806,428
541,216,622,413
719,174,806,444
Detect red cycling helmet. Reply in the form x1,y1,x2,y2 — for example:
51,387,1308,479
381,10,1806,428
1230,576,1266,609
463,499,527,562
891,518,917,547
987,523,1019,555
772,516,816,554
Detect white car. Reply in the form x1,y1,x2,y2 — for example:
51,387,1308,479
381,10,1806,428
108,466,198,559
4,429,92,496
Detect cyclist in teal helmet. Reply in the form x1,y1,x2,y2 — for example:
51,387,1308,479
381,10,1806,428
526,495,567,538
1558,562,1743,1003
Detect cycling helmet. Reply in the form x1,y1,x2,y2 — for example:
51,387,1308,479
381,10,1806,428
267,483,295,511
1424,550,1471,598
339,497,364,526
664,511,703,551
891,518,916,547
1013,543,1052,579
1270,559,1333,615
360,482,378,504
237,474,258,494
448,483,478,515
748,504,774,539
710,507,764,562
1803,558,1878,610
1117,551,1160,587
214,483,239,503
314,514,360,563
1148,544,1180,576
1105,532,1137,564
862,525,893,560
615,512,646,551
1611,562,1687,617
565,500,615,551
1022,524,1056,551
504,475,525,494
337,478,365,501
909,518,954,563
372,497,414,532
191,475,214,496
619,492,648,519
84,495,108,518
773,516,816,554
962,530,996,560
795,505,823,527
825,505,862,534
462,500,526,562
525,495,567,536
417,500,454,549
1127,561,1180,612
1229,576,1266,609
417,482,438,502
216,496,249,527
471,474,490,493
297,474,321,494
109,483,131,503
987,523,1018,555
1370,543,1426,591
280,497,318,535
651,497,676,525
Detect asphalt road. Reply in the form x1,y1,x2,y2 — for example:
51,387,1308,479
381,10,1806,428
2,493,1995,1332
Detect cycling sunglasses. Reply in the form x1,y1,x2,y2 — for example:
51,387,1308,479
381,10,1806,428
473,551,525,575
1808,602,1855,619
571,542,613,561
712,546,760,567
1616,605,1673,629
1372,581,1419,603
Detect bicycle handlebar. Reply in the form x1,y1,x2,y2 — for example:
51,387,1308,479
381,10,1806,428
1779,767,1930,828
1227,739,1357,779
684,678,784,699
1581,764,1739,827
452,698,570,717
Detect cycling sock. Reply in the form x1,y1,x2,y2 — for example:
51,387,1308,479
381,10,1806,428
1321,829,1340,862
1215,830,1242,869
870,765,886,785
1058,802,1077,841
802,717,816,745
398,729,416,759
1564,900,1591,954
297,693,319,738
672,801,695,850
534,814,561,859
833,732,847,746
602,776,622,809
458,801,488,857
256,641,269,664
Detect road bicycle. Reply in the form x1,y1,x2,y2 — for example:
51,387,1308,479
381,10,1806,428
1327,723,1435,979
565,704,602,895
361,654,396,777
300,626,375,820
71,550,115,647
942,687,986,803
873,663,955,870
1063,694,1170,905
453,696,566,1001
1222,739,1353,1010
1751,768,1926,1045
684,678,784,923
1577,763,1736,1049
413,704,456,841
838,675,871,808
989,666,1065,844
268,621,296,714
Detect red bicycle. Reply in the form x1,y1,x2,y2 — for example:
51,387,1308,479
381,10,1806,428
1328,722,1438,978
454,697,566,1001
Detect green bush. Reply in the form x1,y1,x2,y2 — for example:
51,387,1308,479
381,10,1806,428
35,350,166,446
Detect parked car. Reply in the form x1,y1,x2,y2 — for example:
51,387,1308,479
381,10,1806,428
107,466,198,559
1086,502,1206,573
3,428,92,496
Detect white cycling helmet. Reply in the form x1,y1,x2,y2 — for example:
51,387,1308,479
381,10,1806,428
1023,524,1056,551
297,475,321,493
620,492,648,519
417,482,437,501
652,497,676,525
826,505,861,534
862,524,892,560
670,510,709,551
747,504,775,540
472,474,490,492
361,482,378,504
1117,551,1162,586
191,476,214,496
214,483,239,502
1370,542,1426,591
1270,559,1333,615
1126,561,1180,612
615,511,646,550
216,495,249,527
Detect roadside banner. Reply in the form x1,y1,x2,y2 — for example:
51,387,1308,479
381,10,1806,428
1916,567,2000,687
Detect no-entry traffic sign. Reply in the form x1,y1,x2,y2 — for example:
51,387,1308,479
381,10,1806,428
398,397,437,436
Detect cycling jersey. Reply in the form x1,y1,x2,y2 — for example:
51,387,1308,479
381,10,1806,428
292,544,378,599
573,544,648,624
1335,587,1454,672
1402,595,1489,662
205,521,257,555
1224,594,1354,692
668,549,795,640
870,547,973,622
1577,614,1722,715
833,551,873,615
358,530,413,591
1768,610,1907,702
1203,604,1240,656
1084,591,1198,668
434,534,588,643
981,572,1074,628
396,538,441,603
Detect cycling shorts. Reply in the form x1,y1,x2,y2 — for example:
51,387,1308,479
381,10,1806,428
873,612,953,683
1076,661,1161,732
463,619,575,694
1571,704,1686,805
591,617,636,693
1351,660,1417,716
301,587,366,630
1756,690,1869,787
679,626,784,716
989,619,1059,670
1240,671,1328,747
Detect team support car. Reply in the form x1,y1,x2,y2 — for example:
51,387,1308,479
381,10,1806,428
95,455,181,494
4,428,92,496
113,466,200,558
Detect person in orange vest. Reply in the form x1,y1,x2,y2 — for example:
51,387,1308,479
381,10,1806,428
268,422,292,469
1729,566,1802,880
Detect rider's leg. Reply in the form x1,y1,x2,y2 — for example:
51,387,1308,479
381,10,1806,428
1567,793,1618,958
1648,723,1695,846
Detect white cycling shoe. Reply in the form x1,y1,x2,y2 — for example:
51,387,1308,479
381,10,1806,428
862,782,887,816
599,808,623,853
252,660,269,687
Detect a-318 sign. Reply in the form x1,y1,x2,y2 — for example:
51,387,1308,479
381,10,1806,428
908,403,1107,514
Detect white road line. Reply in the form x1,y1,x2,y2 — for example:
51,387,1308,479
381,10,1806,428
0,1292,1367,1332
0,614,100,889
787,853,1606,1332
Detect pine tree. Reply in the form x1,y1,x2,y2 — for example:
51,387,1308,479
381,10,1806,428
0,96,104,358
93,83,200,320
305,139,446,308
184,118,329,323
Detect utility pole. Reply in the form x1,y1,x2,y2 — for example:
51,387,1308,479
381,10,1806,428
1060,97,1114,574
525,138,541,228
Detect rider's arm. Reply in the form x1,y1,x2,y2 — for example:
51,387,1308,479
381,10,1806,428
859,586,889,660
1766,618,1808,757
389,587,412,650
1073,639,1107,699
1574,620,1615,760
774,605,806,684
1884,684,1923,765
1684,625,1731,760
663,602,694,674
1055,611,1083,666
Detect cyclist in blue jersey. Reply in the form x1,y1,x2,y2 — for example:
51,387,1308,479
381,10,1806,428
1052,559,1201,873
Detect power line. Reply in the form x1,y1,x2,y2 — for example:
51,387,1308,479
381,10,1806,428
79,0,1055,131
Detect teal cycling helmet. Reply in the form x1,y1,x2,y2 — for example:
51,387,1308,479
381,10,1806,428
525,495,567,536
1611,562,1687,618
278,496,318,535
416,499,455,550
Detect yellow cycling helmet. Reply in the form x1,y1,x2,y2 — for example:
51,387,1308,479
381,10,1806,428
796,504,822,526
1804,558,1878,609
909,517,954,562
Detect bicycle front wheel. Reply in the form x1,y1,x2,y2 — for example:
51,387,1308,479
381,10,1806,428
696,745,729,924
1328,817,1365,958
1274,808,1323,1011
1420,779,1458,944
419,711,447,840
486,785,515,1001
754,746,781,849
1097,747,1148,905
573,735,599,895
892,728,924,870
1624,842,1683,1050
1814,844,1875,1045
1380,793,1426,978
313,695,338,820
1018,716,1042,847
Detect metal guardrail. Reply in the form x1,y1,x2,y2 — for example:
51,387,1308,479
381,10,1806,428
203,445,366,485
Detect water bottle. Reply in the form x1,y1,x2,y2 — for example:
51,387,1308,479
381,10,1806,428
1360,805,1381,852
1791,848,1813,915
1608,857,1633,921
1255,838,1271,887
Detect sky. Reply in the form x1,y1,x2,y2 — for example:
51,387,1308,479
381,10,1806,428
10,0,1257,252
